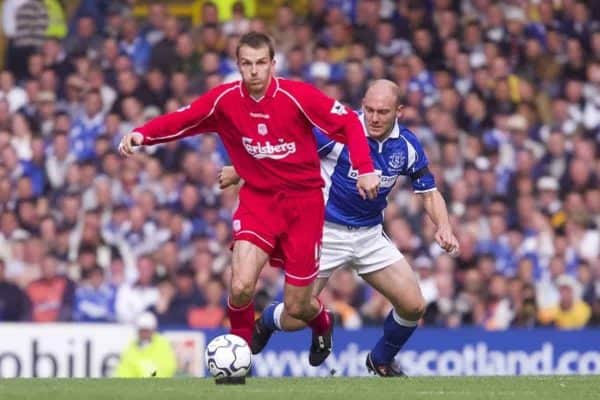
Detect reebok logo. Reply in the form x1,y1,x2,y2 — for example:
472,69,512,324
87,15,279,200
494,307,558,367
250,112,270,119
242,137,297,160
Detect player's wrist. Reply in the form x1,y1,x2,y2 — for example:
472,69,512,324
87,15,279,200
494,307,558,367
358,171,377,177
130,131,144,144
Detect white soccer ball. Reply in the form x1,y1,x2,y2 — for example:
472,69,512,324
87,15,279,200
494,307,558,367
205,334,252,378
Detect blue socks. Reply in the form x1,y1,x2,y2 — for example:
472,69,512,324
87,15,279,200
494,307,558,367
261,303,282,331
371,310,418,365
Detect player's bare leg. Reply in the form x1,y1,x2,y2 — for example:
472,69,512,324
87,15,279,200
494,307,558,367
361,258,426,377
229,240,269,342
284,281,334,366
251,277,329,354
280,277,329,330
223,240,269,384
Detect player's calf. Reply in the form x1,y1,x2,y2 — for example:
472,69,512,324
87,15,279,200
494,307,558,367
308,310,334,366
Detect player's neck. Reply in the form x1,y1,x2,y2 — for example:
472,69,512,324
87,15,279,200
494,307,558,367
372,128,393,142
247,76,272,100
249,91,266,100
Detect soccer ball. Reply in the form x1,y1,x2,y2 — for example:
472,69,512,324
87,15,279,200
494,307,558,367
205,334,252,378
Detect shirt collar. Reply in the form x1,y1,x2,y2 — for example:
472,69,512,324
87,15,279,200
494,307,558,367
239,76,279,101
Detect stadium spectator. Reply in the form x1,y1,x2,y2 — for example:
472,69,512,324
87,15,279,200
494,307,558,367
156,266,205,326
0,258,28,321
2,0,49,81
63,15,103,58
26,255,75,322
114,311,177,378
188,278,227,329
538,274,592,329
73,265,117,322
115,255,159,323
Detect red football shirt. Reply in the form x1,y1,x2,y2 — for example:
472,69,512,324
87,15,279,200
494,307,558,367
134,77,374,192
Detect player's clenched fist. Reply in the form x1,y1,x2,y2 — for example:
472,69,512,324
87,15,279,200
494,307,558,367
118,131,144,156
356,173,380,200
435,225,460,255
218,166,241,189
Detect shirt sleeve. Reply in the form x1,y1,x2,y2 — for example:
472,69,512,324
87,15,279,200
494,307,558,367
134,84,229,145
281,81,373,175
314,128,335,158
403,129,436,192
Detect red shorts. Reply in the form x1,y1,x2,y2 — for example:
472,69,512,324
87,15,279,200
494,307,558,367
232,186,324,286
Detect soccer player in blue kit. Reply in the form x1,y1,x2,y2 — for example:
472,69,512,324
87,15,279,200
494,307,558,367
219,79,459,376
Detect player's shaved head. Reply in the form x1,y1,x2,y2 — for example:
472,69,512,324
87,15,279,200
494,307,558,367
362,79,404,140
365,79,402,107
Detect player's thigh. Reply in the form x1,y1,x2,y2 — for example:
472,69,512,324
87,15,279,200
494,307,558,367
231,240,270,292
360,257,425,314
232,186,279,255
318,223,354,279
280,192,324,286
352,225,403,276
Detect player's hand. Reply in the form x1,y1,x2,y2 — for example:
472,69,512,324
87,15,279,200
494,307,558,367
435,225,460,255
356,173,380,200
118,131,144,156
218,166,241,189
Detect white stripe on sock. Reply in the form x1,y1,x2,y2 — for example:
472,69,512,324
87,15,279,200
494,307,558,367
392,309,418,327
273,303,285,330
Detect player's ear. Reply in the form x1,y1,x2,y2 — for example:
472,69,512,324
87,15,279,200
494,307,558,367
396,104,404,120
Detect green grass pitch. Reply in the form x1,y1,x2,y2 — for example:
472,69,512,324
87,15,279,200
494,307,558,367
0,376,598,400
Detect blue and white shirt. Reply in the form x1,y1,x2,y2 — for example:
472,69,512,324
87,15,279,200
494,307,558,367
317,113,435,227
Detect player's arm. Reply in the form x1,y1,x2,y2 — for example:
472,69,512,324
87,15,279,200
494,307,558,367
420,189,459,254
119,85,226,155
404,130,459,254
283,81,378,199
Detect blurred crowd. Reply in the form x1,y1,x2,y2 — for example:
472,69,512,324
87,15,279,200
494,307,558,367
0,0,599,331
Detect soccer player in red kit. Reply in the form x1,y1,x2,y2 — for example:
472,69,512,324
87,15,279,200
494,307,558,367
119,32,380,381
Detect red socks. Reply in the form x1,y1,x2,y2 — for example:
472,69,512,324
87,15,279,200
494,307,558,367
307,299,331,335
227,299,255,345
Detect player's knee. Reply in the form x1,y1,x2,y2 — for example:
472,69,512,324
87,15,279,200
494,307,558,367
394,295,426,321
230,278,255,305
284,299,311,320
414,296,427,318
405,296,426,320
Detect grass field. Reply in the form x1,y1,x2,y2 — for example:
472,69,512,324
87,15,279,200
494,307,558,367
0,376,598,400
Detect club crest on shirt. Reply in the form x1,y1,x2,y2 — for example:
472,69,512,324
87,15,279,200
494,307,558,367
388,153,405,170
257,123,268,135
330,100,348,115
